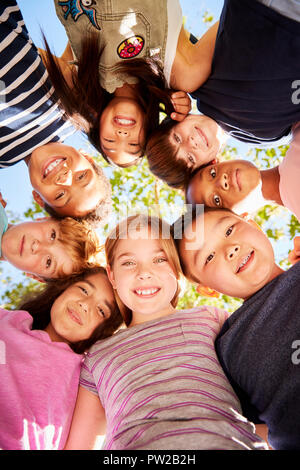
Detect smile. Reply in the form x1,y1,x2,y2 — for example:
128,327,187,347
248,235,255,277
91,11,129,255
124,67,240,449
195,127,208,147
236,250,254,273
114,116,136,127
43,158,66,178
67,308,83,325
134,287,160,297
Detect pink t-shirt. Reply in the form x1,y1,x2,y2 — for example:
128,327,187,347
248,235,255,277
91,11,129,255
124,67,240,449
0,308,83,450
279,122,300,221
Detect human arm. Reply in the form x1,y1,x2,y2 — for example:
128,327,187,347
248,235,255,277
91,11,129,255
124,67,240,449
64,386,106,450
255,424,273,450
171,22,219,93
288,236,300,265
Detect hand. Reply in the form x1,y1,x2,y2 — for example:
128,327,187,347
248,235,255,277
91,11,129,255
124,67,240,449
288,236,300,265
170,91,191,122
0,192,7,208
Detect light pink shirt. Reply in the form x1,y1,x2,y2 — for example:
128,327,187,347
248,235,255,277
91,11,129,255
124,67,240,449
279,122,300,221
0,309,82,450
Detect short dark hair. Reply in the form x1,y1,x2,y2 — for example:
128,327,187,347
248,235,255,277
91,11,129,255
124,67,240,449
43,159,112,228
146,117,193,189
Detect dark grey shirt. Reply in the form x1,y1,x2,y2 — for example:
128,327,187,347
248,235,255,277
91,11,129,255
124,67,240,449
216,262,300,450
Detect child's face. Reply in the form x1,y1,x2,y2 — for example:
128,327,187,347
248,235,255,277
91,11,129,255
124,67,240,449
187,160,261,212
28,143,105,217
179,210,276,299
50,272,114,343
107,225,178,325
1,218,75,279
169,114,224,170
99,97,146,167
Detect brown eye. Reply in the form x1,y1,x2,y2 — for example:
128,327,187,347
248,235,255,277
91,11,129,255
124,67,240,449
213,195,221,207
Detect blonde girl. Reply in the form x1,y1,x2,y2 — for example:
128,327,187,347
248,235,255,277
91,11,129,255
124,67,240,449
65,215,267,450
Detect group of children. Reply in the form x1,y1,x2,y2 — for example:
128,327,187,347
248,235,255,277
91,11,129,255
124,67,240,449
1,0,300,452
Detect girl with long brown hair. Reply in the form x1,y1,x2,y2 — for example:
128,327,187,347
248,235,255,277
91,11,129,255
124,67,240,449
41,0,219,167
0,266,123,450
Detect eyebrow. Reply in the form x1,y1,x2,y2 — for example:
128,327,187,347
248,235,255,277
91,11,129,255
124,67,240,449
116,249,166,261
192,215,233,267
81,280,115,315
102,144,142,157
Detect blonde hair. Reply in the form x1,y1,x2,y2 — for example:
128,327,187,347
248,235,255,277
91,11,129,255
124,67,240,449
105,214,182,325
55,217,101,278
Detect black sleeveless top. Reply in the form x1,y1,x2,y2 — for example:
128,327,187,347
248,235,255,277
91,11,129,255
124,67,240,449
191,0,300,147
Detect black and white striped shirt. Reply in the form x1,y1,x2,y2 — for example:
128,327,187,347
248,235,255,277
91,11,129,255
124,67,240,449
0,0,75,168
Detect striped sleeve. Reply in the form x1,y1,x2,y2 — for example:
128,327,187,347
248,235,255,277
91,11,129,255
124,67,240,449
0,0,75,168
79,355,99,396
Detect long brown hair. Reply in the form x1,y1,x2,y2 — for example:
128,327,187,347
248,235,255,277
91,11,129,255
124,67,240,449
105,214,182,326
42,33,174,163
18,266,124,354
146,117,193,189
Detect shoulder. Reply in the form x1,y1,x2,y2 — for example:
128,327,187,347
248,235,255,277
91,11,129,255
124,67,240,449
178,307,229,325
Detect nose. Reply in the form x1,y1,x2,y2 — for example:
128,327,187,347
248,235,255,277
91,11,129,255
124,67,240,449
31,239,40,254
116,129,129,137
188,135,198,149
226,244,240,260
78,301,88,314
137,265,153,280
218,172,229,190
56,168,72,186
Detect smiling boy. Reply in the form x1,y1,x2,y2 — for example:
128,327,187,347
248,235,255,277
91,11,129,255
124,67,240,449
0,202,101,281
175,206,300,449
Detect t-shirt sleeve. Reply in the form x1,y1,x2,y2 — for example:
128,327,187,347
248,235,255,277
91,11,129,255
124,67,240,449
278,121,300,221
79,358,98,396
164,0,183,86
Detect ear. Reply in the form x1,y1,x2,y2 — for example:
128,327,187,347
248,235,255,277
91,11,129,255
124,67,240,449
106,265,117,289
196,284,220,298
25,272,46,283
32,190,45,208
242,214,264,232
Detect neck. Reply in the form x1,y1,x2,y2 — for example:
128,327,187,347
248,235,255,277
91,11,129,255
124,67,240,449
260,167,282,205
44,322,68,343
129,304,176,328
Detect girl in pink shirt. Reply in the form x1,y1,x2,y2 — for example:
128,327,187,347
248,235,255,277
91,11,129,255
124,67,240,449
0,266,123,450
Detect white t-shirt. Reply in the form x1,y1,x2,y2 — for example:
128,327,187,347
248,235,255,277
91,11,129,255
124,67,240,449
279,122,300,221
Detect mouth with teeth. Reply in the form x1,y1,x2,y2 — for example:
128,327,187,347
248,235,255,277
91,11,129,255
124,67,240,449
236,250,254,273
114,116,136,127
43,158,66,178
134,287,161,298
